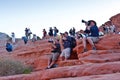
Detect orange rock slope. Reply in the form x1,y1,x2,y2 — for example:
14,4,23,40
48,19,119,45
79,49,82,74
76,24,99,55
0,13,120,80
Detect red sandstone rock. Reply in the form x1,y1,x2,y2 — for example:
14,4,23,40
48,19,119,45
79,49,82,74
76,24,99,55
110,13,120,31
52,73,120,80
0,13,120,80
74,34,120,56
0,61,120,80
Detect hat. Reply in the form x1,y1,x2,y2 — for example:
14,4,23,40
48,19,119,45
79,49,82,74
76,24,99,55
64,31,68,34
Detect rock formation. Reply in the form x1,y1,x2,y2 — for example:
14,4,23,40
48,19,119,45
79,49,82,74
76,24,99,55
0,13,120,80
0,32,10,40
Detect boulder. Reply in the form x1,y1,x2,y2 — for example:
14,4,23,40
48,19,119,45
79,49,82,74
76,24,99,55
0,32,10,40
52,73,120,80
110,13,120,31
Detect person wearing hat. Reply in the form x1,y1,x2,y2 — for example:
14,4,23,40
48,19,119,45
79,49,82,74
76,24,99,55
46,39,61,69
82,20,99,52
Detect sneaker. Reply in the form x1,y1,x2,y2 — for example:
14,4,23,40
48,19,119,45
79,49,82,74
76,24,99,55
45,66,51,69
51,64,58,68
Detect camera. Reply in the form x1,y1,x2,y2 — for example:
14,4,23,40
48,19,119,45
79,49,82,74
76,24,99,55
81,19,91,26
81,20,87,23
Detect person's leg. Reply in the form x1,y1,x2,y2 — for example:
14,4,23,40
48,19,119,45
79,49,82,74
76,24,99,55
82,37,87,52
87,37,96,50
47,54,53,68
49,60,56,68
60,50,65,61
49,53,59,67
64,48,71,60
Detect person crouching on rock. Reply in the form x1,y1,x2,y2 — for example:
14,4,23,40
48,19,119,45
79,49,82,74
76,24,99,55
46,39,61,69
82,20,99,52
6,42,13,52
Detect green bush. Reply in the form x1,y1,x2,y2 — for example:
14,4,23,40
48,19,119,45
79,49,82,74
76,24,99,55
0,59,33,76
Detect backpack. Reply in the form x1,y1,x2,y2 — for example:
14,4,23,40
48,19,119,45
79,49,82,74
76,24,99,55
56,29,59,33
70,37,76,49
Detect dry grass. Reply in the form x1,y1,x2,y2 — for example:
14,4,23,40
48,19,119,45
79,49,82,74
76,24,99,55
0,58,32,76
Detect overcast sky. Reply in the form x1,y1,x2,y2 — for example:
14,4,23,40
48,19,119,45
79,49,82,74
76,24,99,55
0,0,120,38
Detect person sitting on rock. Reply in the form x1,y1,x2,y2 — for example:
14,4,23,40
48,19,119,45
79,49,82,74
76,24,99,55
46,39,61,69
32,34,37,42
22,36,28,44
82,20,99,52
60,32,71,61
6,42,13,52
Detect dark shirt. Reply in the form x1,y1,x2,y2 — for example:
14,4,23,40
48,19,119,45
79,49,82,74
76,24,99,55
63,36,71,49
52,43,61,53
6,43,13,52
49,29,53,36
89,25,99,37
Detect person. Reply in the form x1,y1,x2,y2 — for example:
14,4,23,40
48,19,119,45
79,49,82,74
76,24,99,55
6,42,13,52
28,28,32,39
46,39,61,69
82,20,99,52
77,30,86,39
11,32,15,44
42,29,47,39
109,23,116,33
53,27,58,37
60,32,71,61
72,27,76,36
25,28,29,39
22,36,28,44
32,34,37,42
69,28,73,36
48,27,53,37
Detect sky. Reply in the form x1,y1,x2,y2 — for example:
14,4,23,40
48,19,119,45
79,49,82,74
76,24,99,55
0,0,120,38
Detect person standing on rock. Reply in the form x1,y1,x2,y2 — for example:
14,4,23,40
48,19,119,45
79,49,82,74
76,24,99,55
48,27,53,37
82,20,99,52
53,27,59,37
28,28,32,40
42,29,47,39
46,39,61,69
11,32,15,44
60,32,71,61
25,28,29,39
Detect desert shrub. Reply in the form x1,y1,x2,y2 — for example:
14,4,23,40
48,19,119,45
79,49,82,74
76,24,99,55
0,59,33,76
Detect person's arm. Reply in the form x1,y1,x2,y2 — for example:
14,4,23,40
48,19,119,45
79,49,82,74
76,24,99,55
51,42,56,49
62,36,67,41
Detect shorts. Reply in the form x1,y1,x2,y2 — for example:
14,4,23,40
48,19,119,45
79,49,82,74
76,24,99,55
50,52,60,61
60,48,71,59
89,37,99,43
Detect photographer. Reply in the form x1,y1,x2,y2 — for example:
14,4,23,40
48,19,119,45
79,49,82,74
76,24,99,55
46,39,61,69
60,32,71,61
81,20,99,52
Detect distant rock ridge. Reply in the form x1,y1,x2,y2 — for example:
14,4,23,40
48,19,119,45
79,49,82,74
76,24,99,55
0,32,10,40
100,13,120,32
